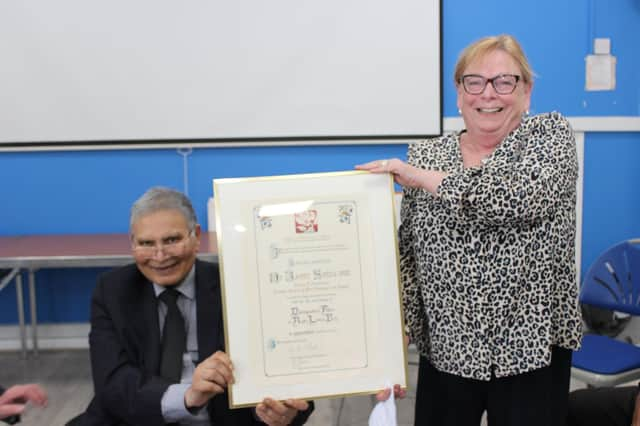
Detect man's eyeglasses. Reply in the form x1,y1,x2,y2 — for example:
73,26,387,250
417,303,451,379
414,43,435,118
131,233,193,257
460,74,521,95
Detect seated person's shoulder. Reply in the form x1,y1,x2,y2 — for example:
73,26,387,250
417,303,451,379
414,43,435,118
93,263,148,301
198,259,218,273
99,263,143,284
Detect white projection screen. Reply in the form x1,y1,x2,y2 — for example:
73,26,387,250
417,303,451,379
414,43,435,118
0,1,441,149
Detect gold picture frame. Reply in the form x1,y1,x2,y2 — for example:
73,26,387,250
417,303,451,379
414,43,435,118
213,171,407,407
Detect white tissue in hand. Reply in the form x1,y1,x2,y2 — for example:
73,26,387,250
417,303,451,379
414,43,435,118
368,387,397,426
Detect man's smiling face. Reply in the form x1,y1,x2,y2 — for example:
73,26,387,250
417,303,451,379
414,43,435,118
130,209,200,286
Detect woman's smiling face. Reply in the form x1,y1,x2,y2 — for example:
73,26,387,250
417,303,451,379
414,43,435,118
456,49,532,141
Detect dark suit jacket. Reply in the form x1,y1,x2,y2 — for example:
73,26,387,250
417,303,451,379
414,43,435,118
78,259,312,426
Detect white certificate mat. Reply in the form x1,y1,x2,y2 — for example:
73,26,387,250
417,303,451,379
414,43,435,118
214,171,407,407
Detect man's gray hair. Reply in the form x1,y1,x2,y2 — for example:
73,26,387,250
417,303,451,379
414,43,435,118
130,187,198,232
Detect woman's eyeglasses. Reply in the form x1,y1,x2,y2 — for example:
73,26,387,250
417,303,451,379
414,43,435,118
460,74,521,95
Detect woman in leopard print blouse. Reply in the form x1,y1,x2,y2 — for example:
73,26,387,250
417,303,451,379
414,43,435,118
358,34,582,426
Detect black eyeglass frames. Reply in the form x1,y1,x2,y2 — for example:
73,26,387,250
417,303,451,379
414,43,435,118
460,74,521,95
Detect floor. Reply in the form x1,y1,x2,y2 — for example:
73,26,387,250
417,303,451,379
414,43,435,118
0,348,589,426
0,348,419,426
0,350,93,426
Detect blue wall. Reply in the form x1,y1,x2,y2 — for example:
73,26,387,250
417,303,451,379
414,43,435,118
1,0,639,324
581,132,640,266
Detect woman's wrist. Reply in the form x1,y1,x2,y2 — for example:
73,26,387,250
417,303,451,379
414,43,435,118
422,170,446,194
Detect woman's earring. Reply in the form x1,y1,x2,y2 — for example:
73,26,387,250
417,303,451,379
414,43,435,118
458,108,462,115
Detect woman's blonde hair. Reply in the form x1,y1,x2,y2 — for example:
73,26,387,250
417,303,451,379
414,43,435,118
453,34,534,85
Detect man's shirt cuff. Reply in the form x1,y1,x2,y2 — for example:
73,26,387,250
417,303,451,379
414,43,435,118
161,384,205,422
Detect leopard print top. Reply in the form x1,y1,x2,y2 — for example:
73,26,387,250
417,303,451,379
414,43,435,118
399,112,582,380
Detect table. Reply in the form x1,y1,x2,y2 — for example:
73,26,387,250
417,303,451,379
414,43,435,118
0,232,218,358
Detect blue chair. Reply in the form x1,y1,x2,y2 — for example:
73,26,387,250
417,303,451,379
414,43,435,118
572,238,640,387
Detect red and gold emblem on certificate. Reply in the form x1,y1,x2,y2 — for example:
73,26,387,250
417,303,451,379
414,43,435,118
294,210,318,233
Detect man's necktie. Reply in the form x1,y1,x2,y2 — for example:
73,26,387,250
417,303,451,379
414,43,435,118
159,287,186,383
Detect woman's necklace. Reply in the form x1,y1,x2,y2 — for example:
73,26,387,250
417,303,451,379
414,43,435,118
460,133,493,167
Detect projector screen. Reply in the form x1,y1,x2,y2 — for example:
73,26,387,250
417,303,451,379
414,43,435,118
0,1,441,149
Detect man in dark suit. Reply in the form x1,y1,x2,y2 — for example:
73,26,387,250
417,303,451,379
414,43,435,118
0,384,47,424
567,385,640,426
77,187,313,425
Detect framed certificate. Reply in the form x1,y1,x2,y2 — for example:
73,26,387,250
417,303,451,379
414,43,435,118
213,171,407,407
